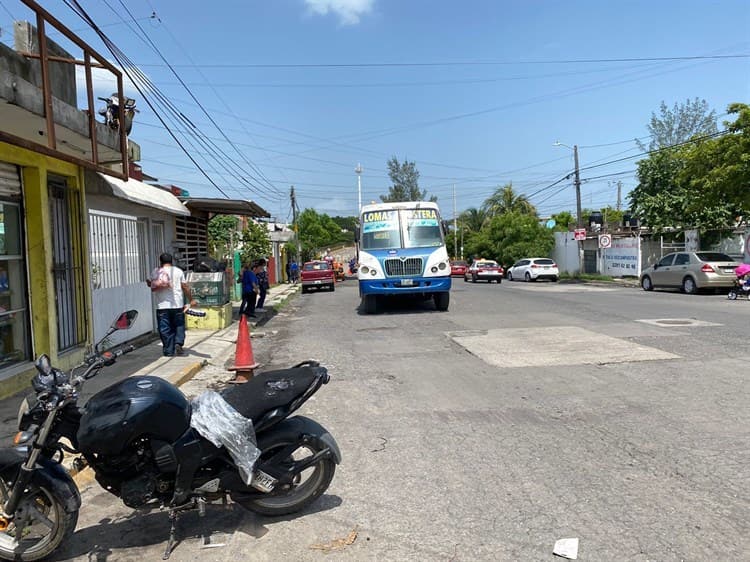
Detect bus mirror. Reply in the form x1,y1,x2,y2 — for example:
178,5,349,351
354,226,360,242
441,220,450,235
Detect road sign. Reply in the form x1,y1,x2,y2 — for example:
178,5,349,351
599,234,612,249
574,228,586,241
546,219,556,229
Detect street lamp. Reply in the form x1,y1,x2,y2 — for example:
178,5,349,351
355,163,363,213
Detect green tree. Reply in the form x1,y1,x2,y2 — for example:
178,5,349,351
679,103,750,214
482,183,536,217
465,212,554,267
458,207,489,232
381,157,436,202
240,220,271,266
207,215,238,259
550,210,575,232
297,208,352,260
637,98,718,151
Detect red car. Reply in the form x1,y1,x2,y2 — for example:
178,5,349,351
450,260,468,276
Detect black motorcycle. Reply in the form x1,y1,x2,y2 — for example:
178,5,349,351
0,311,340,561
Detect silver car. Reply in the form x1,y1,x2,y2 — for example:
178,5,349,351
640,251,739,294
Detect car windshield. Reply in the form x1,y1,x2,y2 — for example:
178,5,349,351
360,210,401,250
304,262,329,270
535,259,555,265
451,260,467,266
477,261,498,268
360,207,444,250
696,252,734,262
402,209,443,249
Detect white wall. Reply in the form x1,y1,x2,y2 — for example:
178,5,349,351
86,194,178,344
553,231,580,274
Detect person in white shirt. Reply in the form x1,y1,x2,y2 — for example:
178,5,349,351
147,253,195,356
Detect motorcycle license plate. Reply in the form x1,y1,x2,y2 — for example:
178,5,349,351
251,471,277,493
401,279,414,286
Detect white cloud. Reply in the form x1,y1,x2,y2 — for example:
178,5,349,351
304,0,374,25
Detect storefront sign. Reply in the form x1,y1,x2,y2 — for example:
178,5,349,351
602,237,640,276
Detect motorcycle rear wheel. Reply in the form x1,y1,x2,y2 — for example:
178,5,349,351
0,479,78,561
233,439,335,517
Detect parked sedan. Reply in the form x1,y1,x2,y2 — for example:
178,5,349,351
507,258,559,282
639,251,739,294
464,260,504,283
450,260,468,277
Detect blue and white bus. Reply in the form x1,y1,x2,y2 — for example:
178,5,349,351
357,201,451,313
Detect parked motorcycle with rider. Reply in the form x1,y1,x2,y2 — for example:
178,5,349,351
0,310,340,560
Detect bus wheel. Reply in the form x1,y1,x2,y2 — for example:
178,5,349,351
434,292,449,311
363,294,379,314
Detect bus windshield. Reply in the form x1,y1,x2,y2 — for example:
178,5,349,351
401,209,443,248
360,210,401,250
360,207,443,250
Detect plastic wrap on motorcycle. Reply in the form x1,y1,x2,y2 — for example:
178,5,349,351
190,391,260,485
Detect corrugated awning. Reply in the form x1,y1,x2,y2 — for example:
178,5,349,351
183,198,269,218
97,173,190,216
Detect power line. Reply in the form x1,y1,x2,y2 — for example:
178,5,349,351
135,53,750,69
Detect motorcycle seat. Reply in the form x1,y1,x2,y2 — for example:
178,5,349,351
220,364,324,424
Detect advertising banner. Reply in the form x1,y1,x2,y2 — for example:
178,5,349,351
602,237,640,276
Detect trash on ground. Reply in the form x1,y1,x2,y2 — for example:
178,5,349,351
309,526,359,551
553,537,579,559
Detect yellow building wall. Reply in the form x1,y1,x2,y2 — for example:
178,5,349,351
0,141,92,398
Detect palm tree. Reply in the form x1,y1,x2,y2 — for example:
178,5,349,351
458,207,489,232
482,183,536,217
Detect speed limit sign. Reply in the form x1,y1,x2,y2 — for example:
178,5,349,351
598,234,612,249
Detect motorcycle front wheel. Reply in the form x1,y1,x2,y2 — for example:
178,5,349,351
0,480,78,561
233,438,335,517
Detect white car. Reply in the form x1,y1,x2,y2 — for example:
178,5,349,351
507,258,559,282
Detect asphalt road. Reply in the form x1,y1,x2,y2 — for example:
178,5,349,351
55,278,750,561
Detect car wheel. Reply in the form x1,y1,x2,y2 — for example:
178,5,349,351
682,276,697,294
551,276,558,282
525,272,531,282
472,275,477,283
497,278,502,284
464,275,468,282
641,275,653,291
728,289,738,300
508,272,513,281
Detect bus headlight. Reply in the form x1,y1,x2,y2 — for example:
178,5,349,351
360,265,370,274
370,269,377,276
438,262,447,270
431,266,438,273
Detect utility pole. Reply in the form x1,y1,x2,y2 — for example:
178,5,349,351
291,185,300,259
452,183,457,259
616,180,622,212
355,163,363,213
573,145,582,228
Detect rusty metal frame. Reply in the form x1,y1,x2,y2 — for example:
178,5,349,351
0,0,129,180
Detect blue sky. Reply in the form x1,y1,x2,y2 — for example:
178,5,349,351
1,0,748,222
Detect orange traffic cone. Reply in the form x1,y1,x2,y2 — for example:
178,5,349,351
228,315,258,383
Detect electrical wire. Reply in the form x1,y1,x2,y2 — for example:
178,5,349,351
63,0,281,203
135,53,750,69
111,0,283,197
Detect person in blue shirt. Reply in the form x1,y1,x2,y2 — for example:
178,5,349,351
290,260,299,284
239,262,259,318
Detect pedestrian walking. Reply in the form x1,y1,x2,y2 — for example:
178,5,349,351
147,253,195,357
256,258,269,312
285,260,291,284
239,261,259,318
290,259,299,284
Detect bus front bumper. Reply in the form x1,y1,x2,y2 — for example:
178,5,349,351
359,276,451,295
